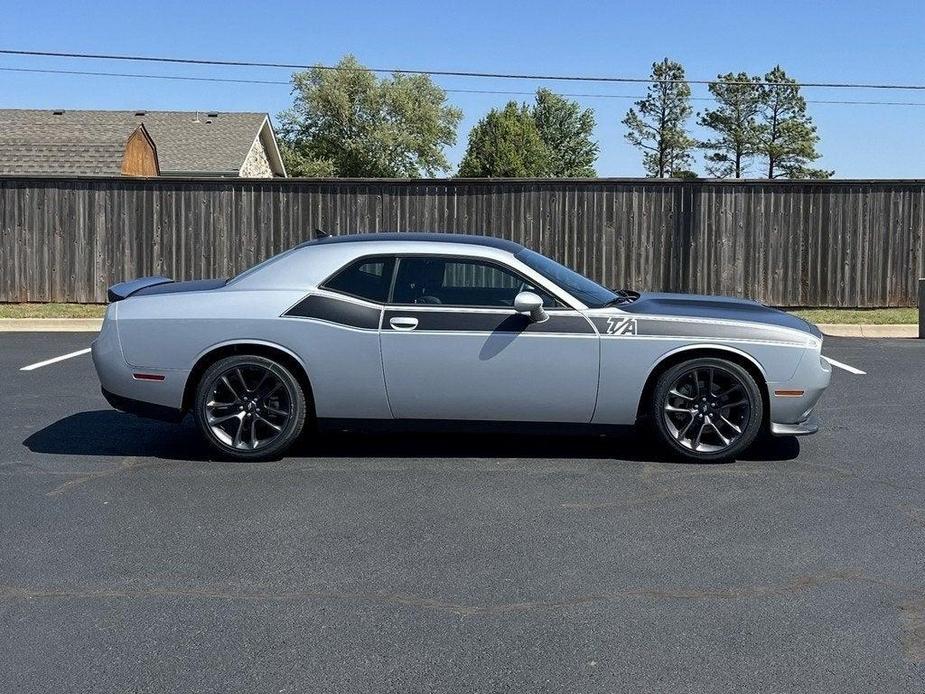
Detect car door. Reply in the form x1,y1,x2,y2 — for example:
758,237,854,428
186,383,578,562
290,255,397,420
379,255,599,422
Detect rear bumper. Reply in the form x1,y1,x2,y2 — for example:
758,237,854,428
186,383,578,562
101,388,184,422
91,304,189,414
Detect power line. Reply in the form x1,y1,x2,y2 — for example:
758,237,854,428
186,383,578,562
447,87,925,108
2,47,925,91
0,66,290,86
4,65,925,108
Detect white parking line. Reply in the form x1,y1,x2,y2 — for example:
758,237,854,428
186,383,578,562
13,347,871,376
20,347,91,371
822,355,866,375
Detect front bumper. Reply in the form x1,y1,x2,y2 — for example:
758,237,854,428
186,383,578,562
770,418,819,436
768,346,831,436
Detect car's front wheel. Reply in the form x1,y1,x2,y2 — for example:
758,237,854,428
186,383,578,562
193,354,306,461
650,357,763,462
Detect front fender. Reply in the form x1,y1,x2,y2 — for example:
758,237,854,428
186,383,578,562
642,342,771,384
591,336,807,426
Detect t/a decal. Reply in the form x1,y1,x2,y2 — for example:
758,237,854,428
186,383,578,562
605,316,638,335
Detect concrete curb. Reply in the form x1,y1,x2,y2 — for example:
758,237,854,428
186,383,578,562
0,318,102,332
817,323,917,338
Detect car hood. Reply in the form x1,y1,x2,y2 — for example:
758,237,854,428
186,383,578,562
619,292,821,338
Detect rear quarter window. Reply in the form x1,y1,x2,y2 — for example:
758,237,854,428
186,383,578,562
322,257,395,303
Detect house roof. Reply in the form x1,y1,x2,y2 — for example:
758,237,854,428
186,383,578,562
0,109,285,176
0,121,148,176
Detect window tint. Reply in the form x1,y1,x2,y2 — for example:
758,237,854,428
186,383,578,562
391,257,556,307
323,257,395,303
514,248,618,308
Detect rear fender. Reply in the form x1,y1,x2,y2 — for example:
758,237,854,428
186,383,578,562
191,338,309,376
182,339,314,413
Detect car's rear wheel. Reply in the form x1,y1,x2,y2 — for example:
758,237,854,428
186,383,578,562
193,354,306,461
650,357,763,462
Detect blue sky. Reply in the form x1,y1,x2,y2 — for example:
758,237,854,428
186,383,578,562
2,0,924,178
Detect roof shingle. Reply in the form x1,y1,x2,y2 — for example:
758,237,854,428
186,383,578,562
0,109,272,176
0,122,140,175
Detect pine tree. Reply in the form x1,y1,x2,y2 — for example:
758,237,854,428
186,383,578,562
698,72,763,178
756,66,832,178
622,59,696,177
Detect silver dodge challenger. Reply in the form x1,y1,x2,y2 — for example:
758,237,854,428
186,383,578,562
92,232,831,462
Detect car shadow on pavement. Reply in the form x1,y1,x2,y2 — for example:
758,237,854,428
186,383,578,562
23,410,212,462
23,410,800,464
295,429,800,463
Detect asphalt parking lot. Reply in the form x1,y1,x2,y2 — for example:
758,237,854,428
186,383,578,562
1,332,923,693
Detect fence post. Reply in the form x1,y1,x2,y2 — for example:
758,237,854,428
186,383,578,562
919,278,925,339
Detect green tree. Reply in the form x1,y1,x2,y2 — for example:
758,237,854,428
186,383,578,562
532,88,598,176
458,102,551,177
756,66,832,178
278,143,336,177
698,72,763,178
278,55,462,177
622,59,696,177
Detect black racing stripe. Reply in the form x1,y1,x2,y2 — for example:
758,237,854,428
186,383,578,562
592,316,805,342
286,294,381,329
384,309,594,334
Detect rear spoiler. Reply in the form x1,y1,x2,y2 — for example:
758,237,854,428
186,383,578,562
107,276,173,302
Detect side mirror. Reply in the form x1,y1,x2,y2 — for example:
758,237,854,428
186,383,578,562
513,291,548,323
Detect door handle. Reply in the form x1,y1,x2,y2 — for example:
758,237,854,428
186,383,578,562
389,316,419,331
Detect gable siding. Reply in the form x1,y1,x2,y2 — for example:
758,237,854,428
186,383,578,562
239,138,273,178
121,129,159,177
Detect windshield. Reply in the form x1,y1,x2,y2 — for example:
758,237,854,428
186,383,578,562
515,248,619,308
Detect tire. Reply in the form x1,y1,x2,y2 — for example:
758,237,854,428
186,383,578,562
193,354,307,461
650,357,763,462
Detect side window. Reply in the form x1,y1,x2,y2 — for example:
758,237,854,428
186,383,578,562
391,257,557,307
322,257,395,303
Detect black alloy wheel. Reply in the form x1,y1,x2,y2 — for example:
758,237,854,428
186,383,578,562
194,354,306,460
651,357,763,462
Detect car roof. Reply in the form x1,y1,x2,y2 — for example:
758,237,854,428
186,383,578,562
299,232,524,253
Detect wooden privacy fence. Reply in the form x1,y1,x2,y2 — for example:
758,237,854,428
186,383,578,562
1,175,923,306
